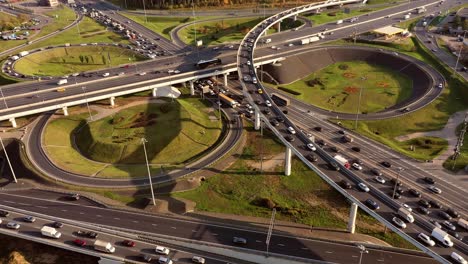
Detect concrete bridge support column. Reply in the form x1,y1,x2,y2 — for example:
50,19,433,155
9,118,17,128
109,96,115,107
277,21,281,32
152,88,157,97
293,15,297,21
223,73,229,87
62,106,68,116
189,80,195,96
284,146,292,176
347,203,358,234
254,109,261,130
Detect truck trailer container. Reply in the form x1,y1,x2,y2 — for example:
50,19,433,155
40,226,61,239
19,51,29,57
301,38,310,45
219,93,239,108
309,36,320,42
397,208,414,223
94,240,116,253
431,228,453,247
333,155,350,169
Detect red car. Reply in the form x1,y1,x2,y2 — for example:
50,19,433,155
73,239,86,247
123,240,136,247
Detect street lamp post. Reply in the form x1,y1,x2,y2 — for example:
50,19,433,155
142,0,148,23
453,31,466,76
357,244,368,264
141,138,156,206
354,80,364,130
0,136,17,183
0,87,8,109
214,71,221,126
81,87,93,121
392,167,404,199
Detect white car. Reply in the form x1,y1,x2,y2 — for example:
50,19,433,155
139,72,147,76
428,185,442,194
402,203,412,212
358,182,370,192
7,222,20,230
102,72,110,77
392,217,406,228
174,70,181,74
271,46,277,49
417,233,435,246
451,252,467,264
307,143,316,151
155,245,170,255
438,83,443,88
287,126,296,134
191,256,206,264
265,100,272,107
352,163,362,170
374,176,385,184
246,60,251,66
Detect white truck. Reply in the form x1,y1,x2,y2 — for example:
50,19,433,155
404,14,410,20
336,20,343,25
309,36,320,43
40,226,61,239
11,55,20,61
301,38,310,45
57,79,68,85
431,227,453,247
19,51,29,57
94,240,116,253
333,155,350,169
458,218,468,230
397,208,414,223
264,38,271,44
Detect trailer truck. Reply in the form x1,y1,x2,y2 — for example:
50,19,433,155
94,240,116,253
40,226,61,239
219,93,239,108
301,38,310,45
397,208,414,223
431,227,453,247
19,51,29,57
458,218,468,230
309,36,320,42
333,155,350,169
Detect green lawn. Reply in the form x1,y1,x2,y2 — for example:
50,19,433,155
279,61,412,114
33,5,78,39
44,98,222,177
175,125,415,249
304,7,380,26
325,37,467,163
14,46,145,76
120,13,195,40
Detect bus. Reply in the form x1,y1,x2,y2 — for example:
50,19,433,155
218,93,239,108
195,58,222,69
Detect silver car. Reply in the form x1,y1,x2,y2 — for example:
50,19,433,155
7,222,20,230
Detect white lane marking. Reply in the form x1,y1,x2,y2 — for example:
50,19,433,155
132,220,138,223
277,244,285,246
79,212,84,215
3,201,14,203
114,217,120,220
212,233,218,236
171,227,176,229
36,206,47,209
256,240,262,243
61,209,67,212
96,215,102,217
352,255,359,258
152,224,158,226
377,260,384,262
325,251,333,254
301,247,309,250
191,230,198,232
18,203,30,206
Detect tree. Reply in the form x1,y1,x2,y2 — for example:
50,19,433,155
102,55,107,65
85,56,89,64
79,55,84,63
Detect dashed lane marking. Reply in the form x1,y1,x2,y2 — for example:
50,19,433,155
277,244,285,247
171,227,176,229
114,218,120,220
96,215,102,217
36,206,47,209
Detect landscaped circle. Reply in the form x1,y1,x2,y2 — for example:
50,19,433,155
13,45,146,77
281,61,413,114
43,98,222,178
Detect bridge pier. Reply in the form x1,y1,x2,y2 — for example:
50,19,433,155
9,118,17,128
189,80,195,96
152,88,157,97
62,106,68,116
223,73,229,87
347,203,358,234
284,146,292,176
254,109,261,130
277,21,281,32
293,15,297,21
109,96,115,107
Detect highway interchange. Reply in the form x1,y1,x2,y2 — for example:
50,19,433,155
0,0,467,263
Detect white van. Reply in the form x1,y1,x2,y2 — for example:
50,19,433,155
102,72,110,77
451,252,467,264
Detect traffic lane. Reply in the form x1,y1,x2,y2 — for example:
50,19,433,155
285,106,468,215
0,211,220,264
10,189,105,208
0,192,439,263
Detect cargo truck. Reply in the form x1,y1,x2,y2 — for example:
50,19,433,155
336,20,343,25
19,51,29,57
264,38,271,44
309,36,320,42
40,226,61,239
431,228,453,247
397,208,414,223
404,14,410,20
94,240,116,253
301,38,310,45
333,155,350,169
57,79,68,85
458,218,468,230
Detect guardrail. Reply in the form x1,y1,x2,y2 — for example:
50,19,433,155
236,0,453,263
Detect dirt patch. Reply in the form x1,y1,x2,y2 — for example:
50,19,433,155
344,86,359,94
342,72,357,78
376,82,390,88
